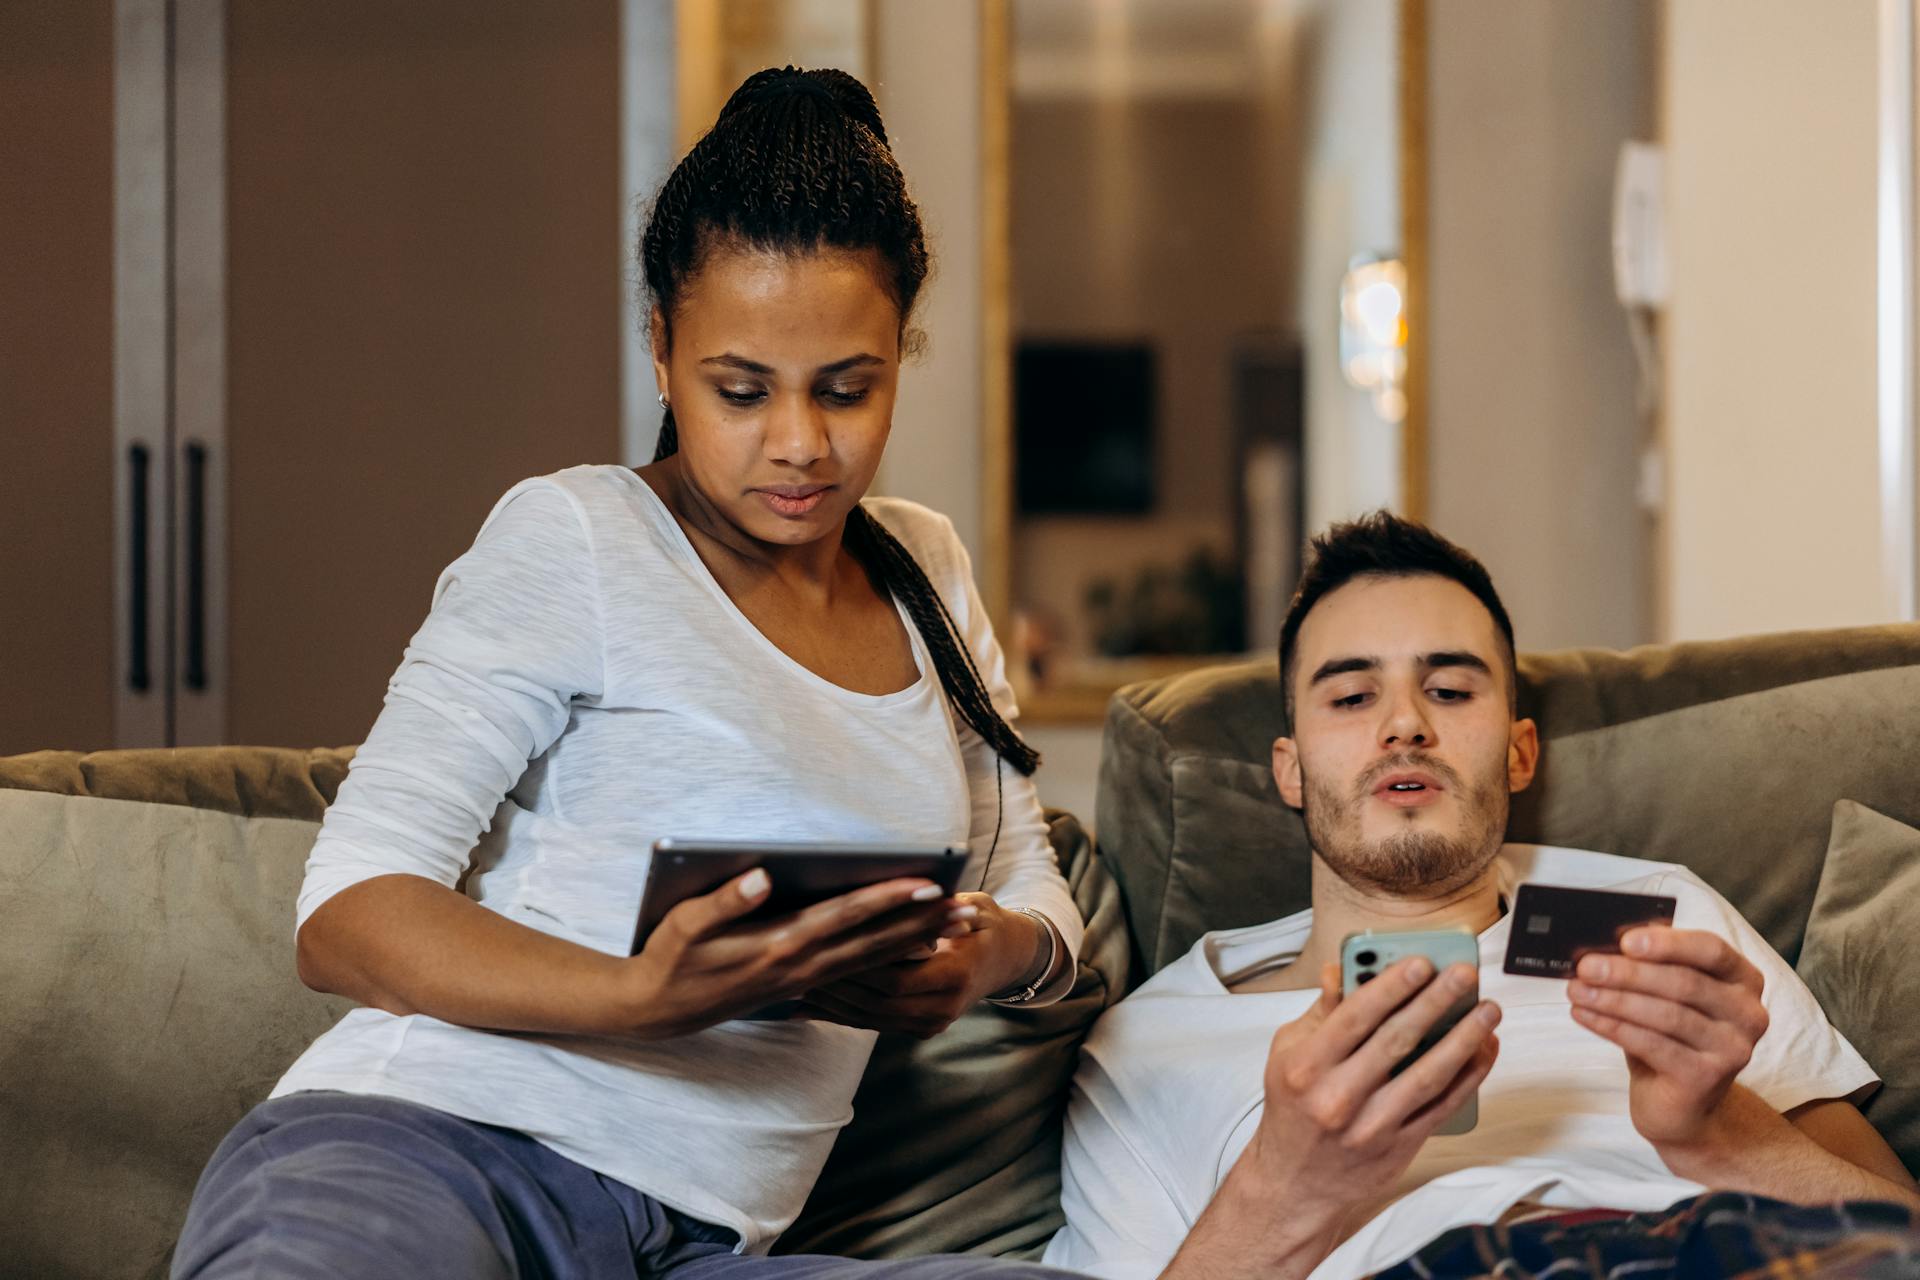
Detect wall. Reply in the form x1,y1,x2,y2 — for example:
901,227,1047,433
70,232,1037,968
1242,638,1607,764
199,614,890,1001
1424,0,1654,652
869,0,988,561
0,0,116,753
1294,0,1401,535
1660,0,1893,640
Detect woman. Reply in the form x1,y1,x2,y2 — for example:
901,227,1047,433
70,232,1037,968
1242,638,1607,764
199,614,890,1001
172,67,1083,1280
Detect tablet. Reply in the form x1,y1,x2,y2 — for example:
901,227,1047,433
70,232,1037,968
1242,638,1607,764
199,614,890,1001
629,838,970,956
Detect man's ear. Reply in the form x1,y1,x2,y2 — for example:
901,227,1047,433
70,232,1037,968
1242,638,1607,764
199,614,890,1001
1507,717,1540,794
1272,736,1304,809
648,307,671,404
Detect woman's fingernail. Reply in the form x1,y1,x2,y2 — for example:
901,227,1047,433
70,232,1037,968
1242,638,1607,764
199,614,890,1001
1568,981,1590,1001
1405,957,1433,983
1477,1002,1501,1026
910,885,943,902
741,869,770,899
949,905,979,922
941,923,970,939
1625,931,1650,955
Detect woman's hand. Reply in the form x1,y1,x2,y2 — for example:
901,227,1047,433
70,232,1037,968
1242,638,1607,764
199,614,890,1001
616,869,964,1040
795,892,1052,1038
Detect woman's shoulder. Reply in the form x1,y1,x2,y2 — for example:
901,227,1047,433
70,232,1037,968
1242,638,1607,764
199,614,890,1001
860,495,968,575
475,465,654,542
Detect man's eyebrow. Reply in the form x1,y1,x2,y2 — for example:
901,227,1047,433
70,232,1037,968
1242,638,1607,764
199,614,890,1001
1309,655,1380,685
698,353,884,376
1423,651,1494,676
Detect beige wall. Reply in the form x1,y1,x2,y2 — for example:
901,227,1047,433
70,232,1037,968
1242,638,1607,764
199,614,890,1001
1425,0,1654,652
1295,0,1401,535
1660,0,1892,641
869,0,988,561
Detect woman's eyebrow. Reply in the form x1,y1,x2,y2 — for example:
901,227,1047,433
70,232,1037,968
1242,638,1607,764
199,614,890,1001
697,353,885,375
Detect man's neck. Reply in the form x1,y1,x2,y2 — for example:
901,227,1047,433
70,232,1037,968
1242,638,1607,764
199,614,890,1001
1232,852,1505,993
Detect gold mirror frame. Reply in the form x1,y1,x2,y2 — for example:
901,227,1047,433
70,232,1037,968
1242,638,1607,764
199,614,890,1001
985,0,1430,722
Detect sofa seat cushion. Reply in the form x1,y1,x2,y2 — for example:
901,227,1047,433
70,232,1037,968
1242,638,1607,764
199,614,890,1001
1796,800,1920,1174
0,789,351,1280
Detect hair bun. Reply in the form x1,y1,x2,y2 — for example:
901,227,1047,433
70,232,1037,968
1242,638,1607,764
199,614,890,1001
717,66,889,145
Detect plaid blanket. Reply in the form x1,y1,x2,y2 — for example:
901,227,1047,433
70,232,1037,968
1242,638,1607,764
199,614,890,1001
1371,1192,1920,1279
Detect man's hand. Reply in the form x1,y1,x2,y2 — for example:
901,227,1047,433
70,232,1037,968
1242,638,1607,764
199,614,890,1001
1247,958,1500,1213
797,893,1048,1038
1567,925,1769,1149
1165,957,1500,1280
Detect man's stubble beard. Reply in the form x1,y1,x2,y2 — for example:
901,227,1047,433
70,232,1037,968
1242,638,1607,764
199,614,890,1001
1299,749,1511,897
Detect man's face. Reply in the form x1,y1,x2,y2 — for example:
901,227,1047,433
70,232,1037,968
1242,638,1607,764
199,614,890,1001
1272,574,1538,897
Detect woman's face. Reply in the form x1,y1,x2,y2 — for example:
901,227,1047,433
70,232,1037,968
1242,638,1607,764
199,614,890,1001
652,245,903,548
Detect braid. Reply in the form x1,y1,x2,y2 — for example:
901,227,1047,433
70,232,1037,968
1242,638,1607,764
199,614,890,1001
845,507,1040,775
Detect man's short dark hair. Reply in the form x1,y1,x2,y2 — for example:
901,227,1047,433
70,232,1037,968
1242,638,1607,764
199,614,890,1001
1277,511,1517,732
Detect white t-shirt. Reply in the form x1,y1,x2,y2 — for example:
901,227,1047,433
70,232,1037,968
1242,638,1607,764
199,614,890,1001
273,464,1082,1253
1044,845,1876,1280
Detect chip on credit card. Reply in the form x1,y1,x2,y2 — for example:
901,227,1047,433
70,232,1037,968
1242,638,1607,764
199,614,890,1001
1502,882,1677,978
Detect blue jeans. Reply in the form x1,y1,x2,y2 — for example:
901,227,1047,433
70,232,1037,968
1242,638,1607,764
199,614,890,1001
172,1092,1077,1280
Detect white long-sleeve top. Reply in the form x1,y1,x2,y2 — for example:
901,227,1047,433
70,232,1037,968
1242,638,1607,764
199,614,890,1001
272,464,1082,1253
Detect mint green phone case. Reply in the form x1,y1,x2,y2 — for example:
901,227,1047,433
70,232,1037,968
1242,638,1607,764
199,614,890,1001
1339,927,1480,1135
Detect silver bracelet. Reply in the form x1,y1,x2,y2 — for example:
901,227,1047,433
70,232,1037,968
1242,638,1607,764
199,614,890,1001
988,908,1057,1006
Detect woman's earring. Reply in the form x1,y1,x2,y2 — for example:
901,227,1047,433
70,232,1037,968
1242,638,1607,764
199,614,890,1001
657,392,669,409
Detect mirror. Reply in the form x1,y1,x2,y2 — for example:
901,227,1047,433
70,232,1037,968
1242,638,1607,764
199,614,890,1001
1002,0,1419,719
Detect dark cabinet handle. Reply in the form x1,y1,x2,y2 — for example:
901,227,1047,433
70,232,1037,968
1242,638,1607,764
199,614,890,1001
184,441,208,691
128,443,151,692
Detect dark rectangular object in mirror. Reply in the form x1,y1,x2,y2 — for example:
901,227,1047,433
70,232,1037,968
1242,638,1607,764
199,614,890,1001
1015,341,1155,514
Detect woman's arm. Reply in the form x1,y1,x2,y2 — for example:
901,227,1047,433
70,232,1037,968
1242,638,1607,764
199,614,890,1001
300,867,961,1040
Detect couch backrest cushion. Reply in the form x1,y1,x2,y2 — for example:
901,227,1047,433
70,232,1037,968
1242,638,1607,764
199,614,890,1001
1795,800,1920,1173
779,812,1130,1259
0,789,351,1280
1097,624,1920,980
0,745,353,823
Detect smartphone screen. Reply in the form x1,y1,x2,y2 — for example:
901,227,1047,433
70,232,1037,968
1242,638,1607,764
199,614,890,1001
1340,927,1480,1135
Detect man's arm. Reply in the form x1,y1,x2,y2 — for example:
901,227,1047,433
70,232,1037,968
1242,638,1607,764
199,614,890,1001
1644,1087,1920,1207
1161,959,1501,1280
1569,926,1919,1209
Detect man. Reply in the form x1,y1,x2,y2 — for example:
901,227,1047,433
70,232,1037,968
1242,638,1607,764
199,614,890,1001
1044,514,1919,1280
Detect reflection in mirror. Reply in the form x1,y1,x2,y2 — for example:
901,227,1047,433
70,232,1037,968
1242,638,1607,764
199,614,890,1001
1005,0,1407,716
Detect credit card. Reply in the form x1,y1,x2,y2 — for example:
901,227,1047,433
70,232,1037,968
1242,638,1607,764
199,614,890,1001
1502,882,1677,978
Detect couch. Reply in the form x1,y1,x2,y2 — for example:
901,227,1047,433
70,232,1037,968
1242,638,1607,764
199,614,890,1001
5,623,1918,1278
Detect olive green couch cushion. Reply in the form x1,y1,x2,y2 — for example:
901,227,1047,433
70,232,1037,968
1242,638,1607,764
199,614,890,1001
1094,622,1920,1171
1796,801,1920,1177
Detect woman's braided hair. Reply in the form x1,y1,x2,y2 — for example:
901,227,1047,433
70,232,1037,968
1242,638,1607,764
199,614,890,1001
640,66,1039,776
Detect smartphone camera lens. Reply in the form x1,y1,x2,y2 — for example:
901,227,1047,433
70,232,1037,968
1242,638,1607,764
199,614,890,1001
1356,970,1376,984
1354,949,1378,967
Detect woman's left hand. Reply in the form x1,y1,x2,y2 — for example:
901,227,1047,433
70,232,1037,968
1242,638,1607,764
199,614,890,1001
797,893,1048,1038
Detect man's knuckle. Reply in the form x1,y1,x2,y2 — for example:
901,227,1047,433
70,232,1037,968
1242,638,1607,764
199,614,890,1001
1308,1089,1353,1130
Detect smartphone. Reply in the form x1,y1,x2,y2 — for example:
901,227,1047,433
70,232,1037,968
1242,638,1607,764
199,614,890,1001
630,838,968,956
1340,927,1481,1136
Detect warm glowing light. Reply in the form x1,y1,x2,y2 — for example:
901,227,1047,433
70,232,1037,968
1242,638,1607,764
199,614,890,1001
1339,256,1408,423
